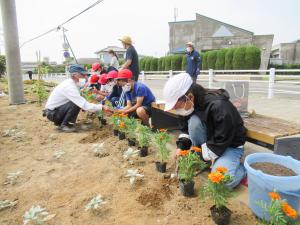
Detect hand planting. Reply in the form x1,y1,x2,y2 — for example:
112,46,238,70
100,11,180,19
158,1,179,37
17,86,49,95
23,205,56,225
85,195,106,211
125,169,144,186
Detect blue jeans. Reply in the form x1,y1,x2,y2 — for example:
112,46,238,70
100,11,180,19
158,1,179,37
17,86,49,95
188,114,246,189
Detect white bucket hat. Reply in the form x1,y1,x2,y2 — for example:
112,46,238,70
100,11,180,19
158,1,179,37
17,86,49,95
163,73,193,111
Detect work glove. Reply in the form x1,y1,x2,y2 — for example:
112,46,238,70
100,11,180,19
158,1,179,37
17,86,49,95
201,143,218,161
176,134,192,150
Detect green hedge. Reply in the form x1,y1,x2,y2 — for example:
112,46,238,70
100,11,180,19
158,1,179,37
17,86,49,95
224,48,235,70
207,50,218,69
233,47,247,70
144,57,152,71
139,58,145,71
181,55,187,71
215,49,227,70
245,46,261,69
171,55,182,71
164,56,172,71
150,57,158,71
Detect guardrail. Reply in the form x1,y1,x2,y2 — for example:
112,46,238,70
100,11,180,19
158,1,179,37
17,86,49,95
25,68,300,99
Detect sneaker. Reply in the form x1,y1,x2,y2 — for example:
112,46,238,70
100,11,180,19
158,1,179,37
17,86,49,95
60,125,76,133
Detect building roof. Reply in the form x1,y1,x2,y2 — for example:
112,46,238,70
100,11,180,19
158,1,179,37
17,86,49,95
70,58,100,65
169,13,254,35
94,46,126,54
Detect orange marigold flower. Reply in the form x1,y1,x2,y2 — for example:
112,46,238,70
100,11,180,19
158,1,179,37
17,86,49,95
282,202,298,219
208,172,225,184
216,167,228,174
119,122,125,129
191,146,201,152
268,191,281,200
159,129,167,132
178,150,189,156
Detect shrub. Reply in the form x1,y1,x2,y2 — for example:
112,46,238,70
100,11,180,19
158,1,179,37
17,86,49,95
118,58,125,66
201,52,208,70
0,55,6,77
232,46,246,69
207,50,218,69
139,58,145,71
171,55,182,71
158,57,163,71
161,57,166,71
150,57,158,71
181,55,187,71
245,46,261,69
215,49,227,70
164,55,172,71
224,48,235,70
144,57,152,71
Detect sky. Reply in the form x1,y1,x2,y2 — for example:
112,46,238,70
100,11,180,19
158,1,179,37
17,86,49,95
0,0,299,63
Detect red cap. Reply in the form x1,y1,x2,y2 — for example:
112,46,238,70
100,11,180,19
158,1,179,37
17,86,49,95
98,74,108,85
107,70,118,79
117,69,132,79
90,74,99,84
92,63,101,72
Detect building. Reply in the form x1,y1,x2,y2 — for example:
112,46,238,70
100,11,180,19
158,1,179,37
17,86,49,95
21,61,57,73
94,46,126,64
169,13,274,70
270,39,300,65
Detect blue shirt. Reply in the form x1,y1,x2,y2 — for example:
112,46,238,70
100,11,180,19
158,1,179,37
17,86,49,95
125,82,155,106
186,50,201,77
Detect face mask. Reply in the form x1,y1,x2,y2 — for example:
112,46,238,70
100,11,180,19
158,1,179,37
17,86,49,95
175,96,194,116
104,82,115,93
186,47,192,53
122,83,131,92
76,78,86,88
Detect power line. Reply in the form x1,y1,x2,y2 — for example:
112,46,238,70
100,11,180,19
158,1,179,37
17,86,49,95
19,0,104,48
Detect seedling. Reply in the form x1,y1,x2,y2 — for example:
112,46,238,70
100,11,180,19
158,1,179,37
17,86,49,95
0,200,18,211
123,117,139,141
136,124,152,148
53,150,65,159
91,142,108,157
85,195,106,211
108,113,121,130
153,129,172,162
5,171,23,185
123,148,140,164
23,205,56,225
125,169,144,186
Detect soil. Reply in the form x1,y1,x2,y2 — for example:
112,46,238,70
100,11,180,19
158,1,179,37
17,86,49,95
0,79,257,225
251,162,297,176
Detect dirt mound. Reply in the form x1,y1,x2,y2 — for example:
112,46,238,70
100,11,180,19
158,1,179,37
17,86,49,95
137,188,163,208
79,127,112,144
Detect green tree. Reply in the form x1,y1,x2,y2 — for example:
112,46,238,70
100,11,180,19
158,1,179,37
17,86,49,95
139,58,146,71
244,46,261,69
171,55,183,71
0,55,6,78
207,50,218,69
233,46,247,69
215,49,227,70
144,57,152,71
158,57,163,71
181,55,187,71
150,57,158,71
161,57,166,71
164,55,172,71
224,48,235,70
201,52,208,70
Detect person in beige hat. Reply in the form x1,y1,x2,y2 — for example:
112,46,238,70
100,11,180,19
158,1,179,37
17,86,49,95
119,36,139,81
186,42,201,83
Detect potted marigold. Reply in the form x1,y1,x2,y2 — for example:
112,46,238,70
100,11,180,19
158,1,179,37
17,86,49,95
178,151,207,197
199,167,233,225
124,117,139,146
118,114,127,140
257,191,298,225
96,110,107,127
108,113,120,136
153,129,172,173
136,124,152,157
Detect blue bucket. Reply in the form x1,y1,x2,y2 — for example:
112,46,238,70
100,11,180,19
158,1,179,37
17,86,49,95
244,153,300,219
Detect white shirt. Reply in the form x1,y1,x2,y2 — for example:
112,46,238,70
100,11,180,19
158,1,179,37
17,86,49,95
45,79,102,112
110,56,119,69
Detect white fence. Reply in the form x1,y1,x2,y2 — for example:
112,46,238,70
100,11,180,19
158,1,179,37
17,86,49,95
26,68,300,99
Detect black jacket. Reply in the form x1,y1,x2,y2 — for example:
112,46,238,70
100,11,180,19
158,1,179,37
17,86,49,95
180,89,246,156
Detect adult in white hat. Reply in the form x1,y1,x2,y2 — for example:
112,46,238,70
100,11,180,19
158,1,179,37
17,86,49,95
163,73,246,189
119,36,139,82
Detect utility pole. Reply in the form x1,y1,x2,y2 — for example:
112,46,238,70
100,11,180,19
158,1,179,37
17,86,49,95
0,0,25,104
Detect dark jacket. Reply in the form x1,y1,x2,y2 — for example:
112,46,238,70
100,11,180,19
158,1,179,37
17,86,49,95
186,50,201,77
180,88,246,156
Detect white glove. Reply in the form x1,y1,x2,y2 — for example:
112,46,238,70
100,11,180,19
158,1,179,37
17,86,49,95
201,143,218,161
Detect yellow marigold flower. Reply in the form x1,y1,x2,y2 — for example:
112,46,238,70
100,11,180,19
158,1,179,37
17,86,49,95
216,167,228,174
159,128,167,132
282,202,298,219
208,171,225,184
178,150,189,156
119,121,125,129
268,191,281,200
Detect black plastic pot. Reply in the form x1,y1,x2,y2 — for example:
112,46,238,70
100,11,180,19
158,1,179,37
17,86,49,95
118,131,126,140
113,129,119,136
210,205,232,225
100,118,107,125
138,146,148,157
155,162,167,173
179,179,194,197
128,138,136,146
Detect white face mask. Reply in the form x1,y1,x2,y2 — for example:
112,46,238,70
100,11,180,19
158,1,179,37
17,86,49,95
104,82,115,93
122,83,131,92
175,96,194,116
186,47,192,53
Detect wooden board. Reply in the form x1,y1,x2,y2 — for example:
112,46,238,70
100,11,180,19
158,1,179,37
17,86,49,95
151,103,300,146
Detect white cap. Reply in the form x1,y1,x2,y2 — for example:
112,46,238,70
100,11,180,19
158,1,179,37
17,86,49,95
163,73,193,111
